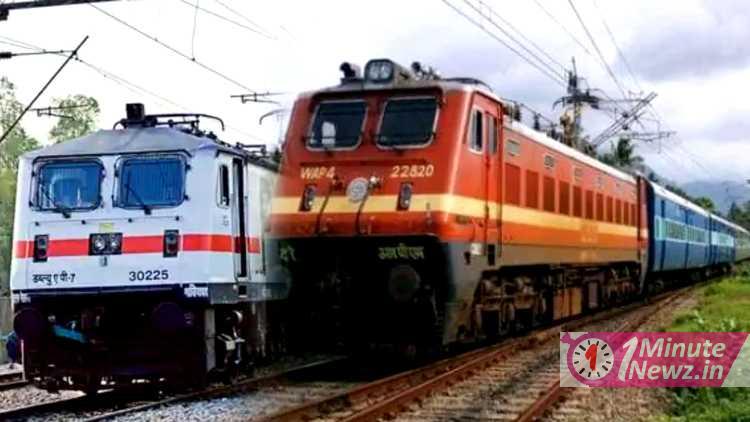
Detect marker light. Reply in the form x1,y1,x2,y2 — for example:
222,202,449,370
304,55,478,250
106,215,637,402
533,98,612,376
300,185,317,212
163,230,180,258
33,235,49,262
397,182,413,210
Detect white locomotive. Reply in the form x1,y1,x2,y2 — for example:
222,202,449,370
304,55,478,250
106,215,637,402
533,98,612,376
9,104,283,392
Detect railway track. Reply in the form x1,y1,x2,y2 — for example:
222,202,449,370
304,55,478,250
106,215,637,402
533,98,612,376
0,286,695,421
0,356,347,421
514,291,687,422
257,286,693,422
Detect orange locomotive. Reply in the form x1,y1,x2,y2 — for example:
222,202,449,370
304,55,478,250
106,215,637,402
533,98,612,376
268,59,647,352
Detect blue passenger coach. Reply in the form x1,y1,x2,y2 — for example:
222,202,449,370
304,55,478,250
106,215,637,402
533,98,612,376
730,221,750,262
647,181,711,274
709,214,737,267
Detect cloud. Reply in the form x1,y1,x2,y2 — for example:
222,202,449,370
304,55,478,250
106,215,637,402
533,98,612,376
622,1,750,81
694,113,750,143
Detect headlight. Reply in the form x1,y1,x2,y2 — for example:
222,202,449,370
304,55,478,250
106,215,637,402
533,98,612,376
365,59,394,83
108,234,122,251
300,184,316,211
92,234,107,253
89,233,123,255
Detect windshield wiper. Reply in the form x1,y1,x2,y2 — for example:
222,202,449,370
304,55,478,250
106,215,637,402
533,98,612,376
376,133,432,149
123,175,152,215
37,185,71,219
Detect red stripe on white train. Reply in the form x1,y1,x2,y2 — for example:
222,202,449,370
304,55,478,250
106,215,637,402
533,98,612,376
14,234,261,259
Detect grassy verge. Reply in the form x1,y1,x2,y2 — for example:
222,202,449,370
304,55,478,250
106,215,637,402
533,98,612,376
657,266,750,421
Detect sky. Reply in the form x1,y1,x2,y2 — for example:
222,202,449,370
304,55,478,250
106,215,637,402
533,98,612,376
0,0,748,185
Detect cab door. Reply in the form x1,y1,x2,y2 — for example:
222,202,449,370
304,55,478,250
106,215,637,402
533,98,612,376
484,109,501,264
232,158,248,279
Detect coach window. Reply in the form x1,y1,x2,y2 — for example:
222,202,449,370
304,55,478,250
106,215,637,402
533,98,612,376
218,164,230,207
469,109,483,152
606,196,614,222
308,100,366,149
506,139,521,156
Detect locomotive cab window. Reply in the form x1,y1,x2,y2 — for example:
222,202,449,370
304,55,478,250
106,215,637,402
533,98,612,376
308,100,366,149
377,97,438,147
469,109,483,152
35,160,103,212
117,156,186,210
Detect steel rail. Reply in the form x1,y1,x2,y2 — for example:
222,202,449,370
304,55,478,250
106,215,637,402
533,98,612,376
260,286,693,422
514,287,690,422
0,356,345,421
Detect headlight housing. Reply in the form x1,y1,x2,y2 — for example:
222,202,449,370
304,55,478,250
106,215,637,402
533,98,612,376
33,235,49,262
89,233,122,255
300,184,317,211
397,182,413,210
365,59,394,83
163,230,180,258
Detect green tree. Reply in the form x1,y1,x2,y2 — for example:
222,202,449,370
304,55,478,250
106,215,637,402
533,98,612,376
48,95,99,143
693,196,715,212
598,137,644,172
0,77,40,295
0,78,39,170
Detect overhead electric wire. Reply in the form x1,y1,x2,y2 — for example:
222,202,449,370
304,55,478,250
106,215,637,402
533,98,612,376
591,0,642,92
459,0,567,82
176,0,275,40
88,2,260,93
441,0,566,88
531,0,594,59
3,37,265,142
211,0,275,37
0,39,30,50
566,0,628,98
474,0,567,75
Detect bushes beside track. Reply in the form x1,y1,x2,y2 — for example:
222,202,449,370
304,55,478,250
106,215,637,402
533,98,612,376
658,266,750,421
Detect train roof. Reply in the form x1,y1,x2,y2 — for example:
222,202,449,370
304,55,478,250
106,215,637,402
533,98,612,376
508,120,636,185
22,127,235,160
648,180,710,216
21,126,279,172
711,213,747,232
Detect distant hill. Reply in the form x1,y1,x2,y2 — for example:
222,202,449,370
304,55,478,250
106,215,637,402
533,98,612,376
682,180,750,214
